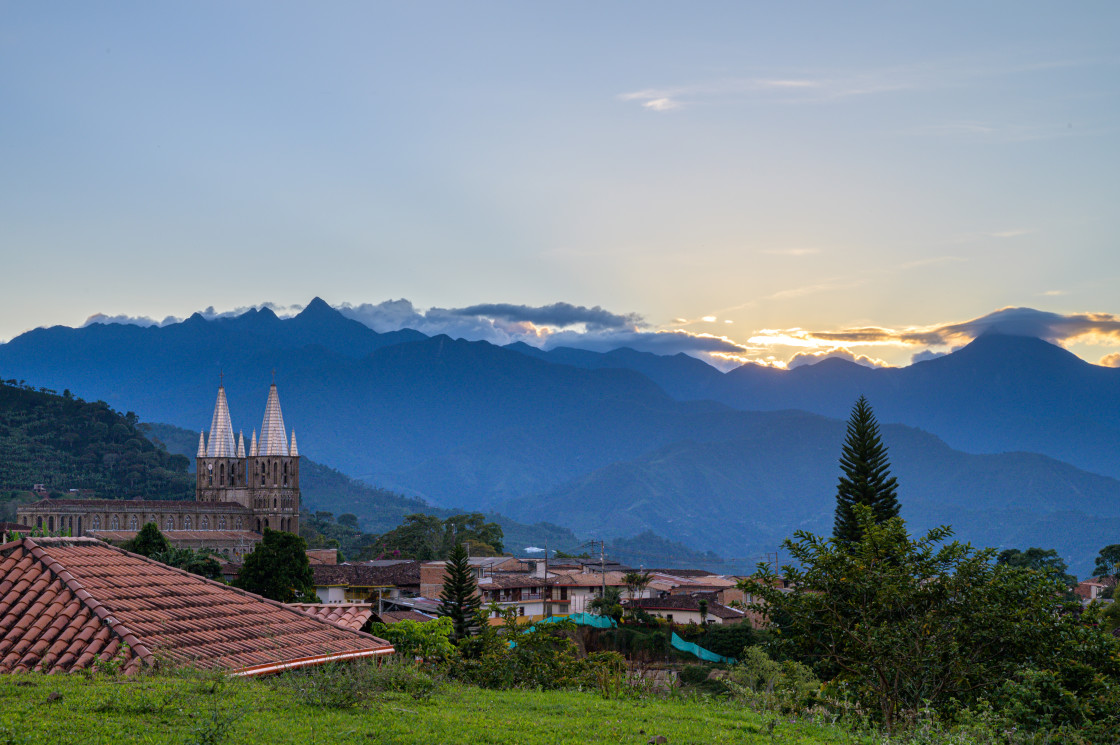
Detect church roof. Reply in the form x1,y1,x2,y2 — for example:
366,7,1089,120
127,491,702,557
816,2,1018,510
206,386,236,458
258,384,289,456
0,537,394,675
19,499,251,513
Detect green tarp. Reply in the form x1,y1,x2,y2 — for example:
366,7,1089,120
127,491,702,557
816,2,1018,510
671,632,736,664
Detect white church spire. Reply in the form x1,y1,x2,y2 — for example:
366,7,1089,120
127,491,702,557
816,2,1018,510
197,431,207,458
206,385,237,457
289,430,298,457
236,431,246,458
258,383,289,456
250,429,258,457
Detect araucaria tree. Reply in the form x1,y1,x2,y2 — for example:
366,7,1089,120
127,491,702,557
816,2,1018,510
438,542,481,641
833,396,899,544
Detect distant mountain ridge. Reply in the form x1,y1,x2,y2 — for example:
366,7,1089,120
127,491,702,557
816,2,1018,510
2,299,1118,574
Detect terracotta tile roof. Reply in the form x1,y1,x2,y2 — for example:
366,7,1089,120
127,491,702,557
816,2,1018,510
311,562,421,588
0,537,394,676
477,573,550,589
549,571,630,588
626,595,746,620
287,604,374,632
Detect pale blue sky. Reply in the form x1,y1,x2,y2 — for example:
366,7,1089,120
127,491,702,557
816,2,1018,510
2,2,1118,367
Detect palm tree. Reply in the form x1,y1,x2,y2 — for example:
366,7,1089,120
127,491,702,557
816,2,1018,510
623,570,653,602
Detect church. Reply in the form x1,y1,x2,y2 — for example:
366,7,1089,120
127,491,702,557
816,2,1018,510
16,382,301,559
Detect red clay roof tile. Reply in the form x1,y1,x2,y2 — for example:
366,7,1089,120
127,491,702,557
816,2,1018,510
0,537,394,676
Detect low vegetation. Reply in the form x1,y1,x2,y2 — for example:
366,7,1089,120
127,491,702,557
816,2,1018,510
0,663,865,745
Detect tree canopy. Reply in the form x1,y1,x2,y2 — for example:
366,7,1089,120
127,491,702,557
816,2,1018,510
833,396,899,544
371,513,504,560
234,528,315,602
744,505,1118,731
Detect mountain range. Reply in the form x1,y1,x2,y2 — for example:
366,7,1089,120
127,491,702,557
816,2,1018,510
2,298,1117,574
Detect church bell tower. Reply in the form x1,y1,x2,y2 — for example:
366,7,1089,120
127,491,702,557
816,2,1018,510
195,380,300,535
247,382,300,534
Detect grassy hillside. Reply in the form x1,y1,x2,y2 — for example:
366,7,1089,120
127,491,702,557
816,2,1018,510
0,381,193,502
0,670,863,745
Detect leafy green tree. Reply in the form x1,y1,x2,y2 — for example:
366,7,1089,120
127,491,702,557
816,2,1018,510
997,547,1077,596
1094,544,1120,581
438,542,481,642
123,522,171,556
833,396,899,544
588,586,623,621
151,547,223,580
743,505,1099,730
367,617,456,661
372,513,504,560
234,528,315,602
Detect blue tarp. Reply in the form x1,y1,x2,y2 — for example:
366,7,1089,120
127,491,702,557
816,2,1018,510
509,613,617,647
671,632,736,664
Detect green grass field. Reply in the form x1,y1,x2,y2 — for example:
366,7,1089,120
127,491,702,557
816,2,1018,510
0,669,868,745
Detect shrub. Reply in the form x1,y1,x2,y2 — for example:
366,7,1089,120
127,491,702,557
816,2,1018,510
726,647,820,714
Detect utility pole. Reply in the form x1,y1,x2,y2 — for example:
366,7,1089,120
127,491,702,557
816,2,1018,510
543,543,550,618
581,539,607,599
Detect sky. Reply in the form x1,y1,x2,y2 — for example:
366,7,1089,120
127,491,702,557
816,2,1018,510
2,2,1119,369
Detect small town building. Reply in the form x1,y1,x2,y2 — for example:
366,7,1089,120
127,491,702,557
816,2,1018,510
625,595,748,625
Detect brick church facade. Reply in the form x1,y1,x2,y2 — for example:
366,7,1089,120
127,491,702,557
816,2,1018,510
17,382,301,559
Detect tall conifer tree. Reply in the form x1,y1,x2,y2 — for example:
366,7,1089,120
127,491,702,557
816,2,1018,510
438,542,481,641
833,396,900,544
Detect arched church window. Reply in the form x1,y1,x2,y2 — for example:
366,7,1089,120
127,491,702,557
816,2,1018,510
201,516,210,530
91,516,100,530
236,517,243,530
129,515,138,530
273,498,278,509
219,516,227,530
184,515,192,530
110,515,120,530
48,516,54,532
220,463,225,486
166,517,174,531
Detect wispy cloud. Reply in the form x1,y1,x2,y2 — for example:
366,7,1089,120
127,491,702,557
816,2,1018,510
618,55,1114,113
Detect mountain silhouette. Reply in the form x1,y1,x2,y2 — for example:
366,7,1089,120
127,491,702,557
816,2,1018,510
1,301,1117,573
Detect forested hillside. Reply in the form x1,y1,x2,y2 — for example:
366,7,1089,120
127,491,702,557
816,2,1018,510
0,380,193,502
